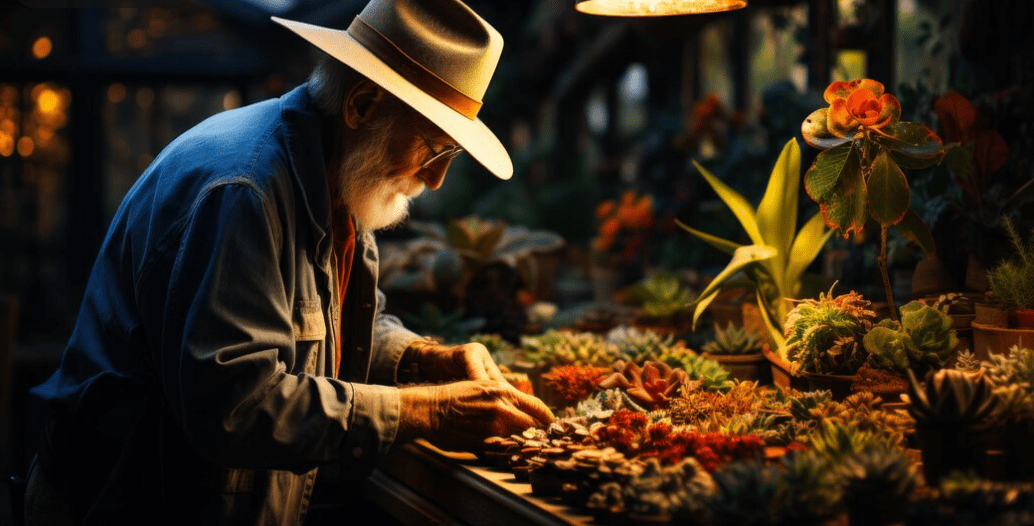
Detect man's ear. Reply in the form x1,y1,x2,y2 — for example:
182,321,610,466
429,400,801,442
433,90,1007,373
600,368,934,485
343,79,385,129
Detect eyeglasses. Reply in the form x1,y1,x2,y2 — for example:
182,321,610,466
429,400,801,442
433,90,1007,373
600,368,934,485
419,134,463,169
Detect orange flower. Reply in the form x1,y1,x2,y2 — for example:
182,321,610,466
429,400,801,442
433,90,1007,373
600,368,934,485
825,79,901,138
617,194,655,230
595,199,616,219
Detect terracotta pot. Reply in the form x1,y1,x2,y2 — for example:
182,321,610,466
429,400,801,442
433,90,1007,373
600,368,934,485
800,370,858,400
761,343,808,391
971,322,1034,360
700,352,772,385
974,303,1009,326
1015,309,1034,328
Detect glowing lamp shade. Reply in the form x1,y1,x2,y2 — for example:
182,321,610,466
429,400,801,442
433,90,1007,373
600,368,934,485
575,0,746,16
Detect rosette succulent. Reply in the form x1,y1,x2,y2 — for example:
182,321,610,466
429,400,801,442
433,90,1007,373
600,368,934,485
863,300,959,375
597,360,690,410
701,322,764,356
905,368,997,428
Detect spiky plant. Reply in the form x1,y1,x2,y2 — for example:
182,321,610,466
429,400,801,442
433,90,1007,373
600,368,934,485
520,329,621,367
784,286,876,375
605,325,679,363
837,446,919,525
804,420,901,464
777,451,843,524
982,345,1034,391
905,368,997,428
702,322,764,355
788,390,833,421
987,216,1034,311
668,352,734,393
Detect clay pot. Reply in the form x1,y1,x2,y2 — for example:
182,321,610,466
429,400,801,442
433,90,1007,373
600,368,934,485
974,303,1009,326
800,370,858,400
700,352,772,385
971,322,1034,360
1015,309,1034,328
761,343,808,391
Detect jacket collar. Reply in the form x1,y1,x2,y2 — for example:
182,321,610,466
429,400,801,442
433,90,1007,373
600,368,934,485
280,83,332,255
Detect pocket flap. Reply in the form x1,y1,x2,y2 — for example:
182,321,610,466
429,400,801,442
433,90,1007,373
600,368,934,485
293,300,326,341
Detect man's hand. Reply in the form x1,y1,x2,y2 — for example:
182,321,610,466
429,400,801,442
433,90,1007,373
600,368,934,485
397,380,555,451
405,339,508,384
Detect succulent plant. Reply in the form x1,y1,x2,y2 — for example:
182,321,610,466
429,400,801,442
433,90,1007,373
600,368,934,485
520,329,621,367
776,451,844,524
953,349,983,373
701,322,764,355
805,392,914,448
668,352,734,393
605,325,679,363
905,368,997,428
788,390,833,421
804,420,901,463
982,345,1034,391
708,455,840,526
863,300,959,375
989,384,1034,428
987,216,1034,311
626,271,695,320
784,286,876,375
837,446,919,525
541,364,610,407
597,360,690,410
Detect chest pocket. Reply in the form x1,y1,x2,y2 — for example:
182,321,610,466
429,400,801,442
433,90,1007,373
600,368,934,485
293,300,325,376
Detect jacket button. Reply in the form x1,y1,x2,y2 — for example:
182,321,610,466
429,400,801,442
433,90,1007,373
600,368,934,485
352,447,363,458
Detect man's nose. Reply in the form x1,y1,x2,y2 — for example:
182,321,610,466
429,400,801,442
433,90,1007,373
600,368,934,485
418,160,449,191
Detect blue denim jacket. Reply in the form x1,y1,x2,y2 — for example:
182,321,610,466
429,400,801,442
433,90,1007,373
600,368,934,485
31,83,420,524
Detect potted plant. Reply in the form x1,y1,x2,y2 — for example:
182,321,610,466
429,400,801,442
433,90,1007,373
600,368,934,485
699,322,770,384
784,286,877,399
836,447,919,526
677,138,832,385
625,271,695,336
904,368,997,485
982,345,1034,481
801,78,945,321
972,216,1034,357
591,190,657,300
860,299,960,401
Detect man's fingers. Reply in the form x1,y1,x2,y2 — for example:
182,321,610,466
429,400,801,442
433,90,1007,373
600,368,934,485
508,389,555,425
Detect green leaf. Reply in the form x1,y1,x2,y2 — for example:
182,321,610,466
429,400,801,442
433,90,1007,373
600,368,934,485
692,290,720,331
943,143,974,185
785,212,834,295
801,108,853,151
676,218,741,256
896,208,937,257
867,151,910,227
805,143,856,202
819,162,868,238
878,122,944,167
694,244,778,314
692,161,764,245
757,139,802,269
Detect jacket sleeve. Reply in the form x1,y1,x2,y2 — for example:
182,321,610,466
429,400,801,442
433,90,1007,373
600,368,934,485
369,287,421,385
146,179,398,475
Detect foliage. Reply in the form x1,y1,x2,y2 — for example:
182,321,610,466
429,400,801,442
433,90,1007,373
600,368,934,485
520,329,621,368
625,271,694,320
469,333,517,366
802,392,914,448
670,381,787,432
784,286,876,375
981,345,1034,390
801,78,944,317
664,352,734,393
707,454,841,526
541,364,610,407
803,420,901,463
701,322,764,356
905,368,997,428
593,190,656,268
863,300,959,375
678,138,832,352
986,216,1034,310
605,325,681,363
836,446,919,522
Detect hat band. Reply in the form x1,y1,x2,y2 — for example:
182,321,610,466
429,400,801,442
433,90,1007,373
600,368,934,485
348,17,482,120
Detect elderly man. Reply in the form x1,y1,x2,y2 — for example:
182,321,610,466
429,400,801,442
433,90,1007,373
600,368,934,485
25,0,553,523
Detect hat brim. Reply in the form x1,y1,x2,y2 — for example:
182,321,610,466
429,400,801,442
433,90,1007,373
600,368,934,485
272,16,513,180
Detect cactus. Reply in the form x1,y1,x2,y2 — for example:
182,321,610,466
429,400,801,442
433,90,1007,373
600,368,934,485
520,329,621,367
701,322,764,356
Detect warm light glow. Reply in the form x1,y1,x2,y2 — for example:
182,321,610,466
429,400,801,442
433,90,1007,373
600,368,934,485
127,28,147,50
0,133,13,157
107,83,127,103
576,0,746,16
32,36,53,59
37,88,60,114
17,136,34,157
222,90,241,111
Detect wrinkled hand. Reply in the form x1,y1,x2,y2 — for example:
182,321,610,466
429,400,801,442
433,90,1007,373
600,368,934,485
410,340,507,384
398,380,555,452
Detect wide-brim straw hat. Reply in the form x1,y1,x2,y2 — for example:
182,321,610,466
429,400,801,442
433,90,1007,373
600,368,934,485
272,0,512,179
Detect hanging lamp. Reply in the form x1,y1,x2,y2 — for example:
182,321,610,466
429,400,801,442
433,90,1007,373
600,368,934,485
574,0,746,16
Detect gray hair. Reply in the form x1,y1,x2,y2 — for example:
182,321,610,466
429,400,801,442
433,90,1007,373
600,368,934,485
307,53,365,117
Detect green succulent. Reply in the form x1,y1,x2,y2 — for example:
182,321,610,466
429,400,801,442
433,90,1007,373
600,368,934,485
469,333,517,366
805,392,913,448
905,368,997,427
784,286,876,375
702,322,764,356
708,460,784,526
626,271,694,320
982,345,1034,391
668,352,734,393
989,384,1034,427
788,390,833,421
987,216,1034,311
804,421,900,464
863,300,959,375
605,325,679,363
837,447,919,524
520,329,621,367
953,349,982,373
776,451,843,524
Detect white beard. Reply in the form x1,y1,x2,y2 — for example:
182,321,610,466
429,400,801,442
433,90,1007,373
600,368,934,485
334,114,425,232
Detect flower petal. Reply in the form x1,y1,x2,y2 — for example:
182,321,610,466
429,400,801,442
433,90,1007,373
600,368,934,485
871,94,901,130
827,99,860,138
855,78,885,98
824,80,857,103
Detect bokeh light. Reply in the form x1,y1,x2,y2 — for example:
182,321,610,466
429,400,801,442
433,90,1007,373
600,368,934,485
32,36,53,59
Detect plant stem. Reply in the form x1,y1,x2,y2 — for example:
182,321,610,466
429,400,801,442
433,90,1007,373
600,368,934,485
879,224,899,321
